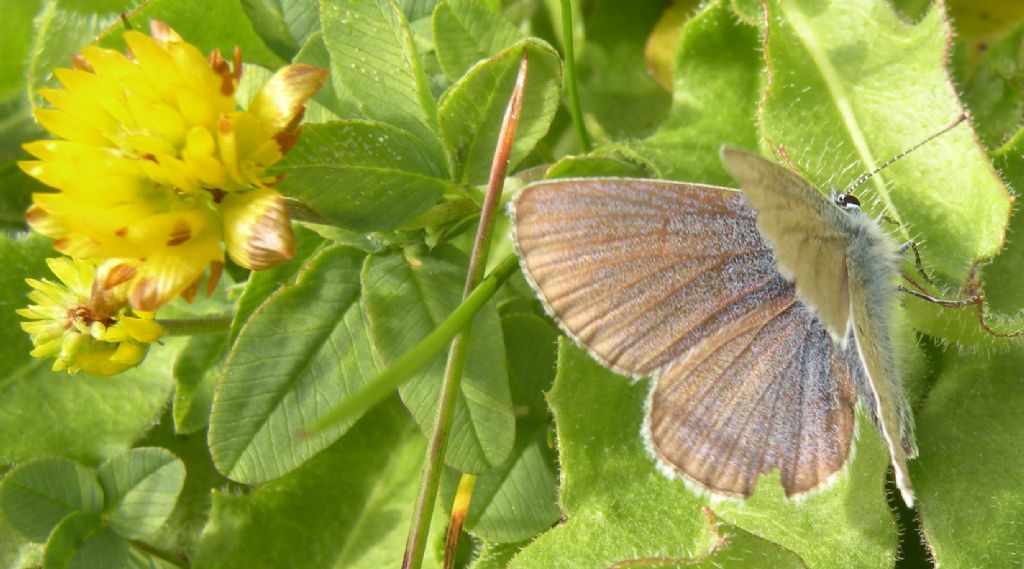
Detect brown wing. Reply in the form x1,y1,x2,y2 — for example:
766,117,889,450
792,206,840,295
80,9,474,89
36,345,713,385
512,178,781,378
512,178,859,497
647,293,859,497
720,147,852,344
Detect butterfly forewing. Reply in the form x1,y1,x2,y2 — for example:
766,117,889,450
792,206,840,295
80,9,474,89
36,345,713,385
512,178,860,497
720,148,853,343
514,179,775,376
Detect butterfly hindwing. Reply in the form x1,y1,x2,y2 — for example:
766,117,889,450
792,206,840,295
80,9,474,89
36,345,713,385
648,291,859,497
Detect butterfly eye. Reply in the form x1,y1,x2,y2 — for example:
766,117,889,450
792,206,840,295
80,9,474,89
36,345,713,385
835,193,861,210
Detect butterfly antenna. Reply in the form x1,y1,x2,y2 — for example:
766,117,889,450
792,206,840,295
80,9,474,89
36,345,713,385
844,112,969,194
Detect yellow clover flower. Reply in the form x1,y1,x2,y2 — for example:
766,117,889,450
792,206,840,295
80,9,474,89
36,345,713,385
17,257,164,376
20,20,327,310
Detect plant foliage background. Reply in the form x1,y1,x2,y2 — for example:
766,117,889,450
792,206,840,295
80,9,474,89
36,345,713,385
1,0,1024,567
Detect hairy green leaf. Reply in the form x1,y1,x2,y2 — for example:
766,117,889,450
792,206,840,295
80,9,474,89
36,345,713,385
509,341,713,567
913,345,1024,568
628,0,761,183
759,0,1011,294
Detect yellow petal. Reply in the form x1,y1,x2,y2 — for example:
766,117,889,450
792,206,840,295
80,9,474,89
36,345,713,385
110,341,146,366
249,64,328,134
121,316,164,343
221,188,294,270
34,109,108,147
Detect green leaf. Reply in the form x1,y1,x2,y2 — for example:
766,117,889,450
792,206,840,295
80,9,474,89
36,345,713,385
758,0,1011,290
677,518,808,569
228,225,325,345
0,234,175,465
509,341,712,567
272,121,457,232
25,2,120,110
96,448,186,540
432,0,522,81
240,0,319,61
293,31,362,120
712,413,897,569
438,39,562,185
209,245,382,484
442,314,561,543
102,0,283,68
511,341,898,569
469,540,526,569
628,0,761,183
43,511,129,569
954,24,1024,151
979,133,1024,326
240,0,300,59
0,0,38,100
0,458,102,543
544,154,649,178
0,502,41,568
913,345,1024,568
194,398,442,569
398,0,440,22
320,0,445,167
362,245,515,473
132,409,232,567
573,0,672,140
172,333,227,435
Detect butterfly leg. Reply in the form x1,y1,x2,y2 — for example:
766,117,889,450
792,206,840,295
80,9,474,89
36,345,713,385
896,285,979,308
897,261,1024,338
897,241,935,285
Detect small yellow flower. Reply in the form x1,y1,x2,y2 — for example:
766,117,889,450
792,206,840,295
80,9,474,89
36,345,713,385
20,20,327,310
17,257,164,376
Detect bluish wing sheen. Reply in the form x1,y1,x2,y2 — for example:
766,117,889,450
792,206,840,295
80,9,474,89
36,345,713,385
512,178,860,497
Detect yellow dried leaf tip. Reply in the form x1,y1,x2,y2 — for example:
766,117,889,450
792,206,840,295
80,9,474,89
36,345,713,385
19,20,327,311
18,258,164,376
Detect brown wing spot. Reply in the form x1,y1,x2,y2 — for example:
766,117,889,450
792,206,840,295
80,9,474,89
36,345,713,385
115,227,128,237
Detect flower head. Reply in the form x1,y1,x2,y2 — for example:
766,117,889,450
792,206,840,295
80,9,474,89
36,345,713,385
20,20,327,310
17,257,164,376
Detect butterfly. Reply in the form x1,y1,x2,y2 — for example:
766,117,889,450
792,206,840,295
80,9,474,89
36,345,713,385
510,147,917,505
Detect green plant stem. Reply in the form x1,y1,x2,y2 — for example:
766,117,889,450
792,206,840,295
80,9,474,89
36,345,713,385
403,52,530,569
156,314,232,336
301,253,519,437
560,0,591,152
